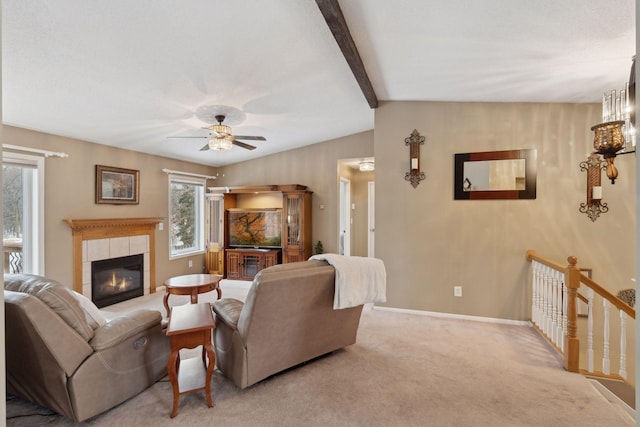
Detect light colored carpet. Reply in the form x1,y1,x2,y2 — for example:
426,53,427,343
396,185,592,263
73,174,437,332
6,280,634,426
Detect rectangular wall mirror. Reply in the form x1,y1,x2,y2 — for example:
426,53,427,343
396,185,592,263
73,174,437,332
454,149,537,200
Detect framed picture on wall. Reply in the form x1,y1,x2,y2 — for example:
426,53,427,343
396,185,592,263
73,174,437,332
95,165,140,204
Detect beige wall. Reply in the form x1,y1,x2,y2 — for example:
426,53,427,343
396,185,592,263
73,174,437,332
375,101,635,320
4,101,634,322
218,131,374,254
235,193,282,209
3,125,219,287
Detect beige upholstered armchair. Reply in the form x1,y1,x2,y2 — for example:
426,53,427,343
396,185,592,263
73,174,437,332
4,274,170,422
212,260,364,389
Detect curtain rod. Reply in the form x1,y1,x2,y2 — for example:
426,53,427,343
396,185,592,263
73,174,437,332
3,144,69,158
161,168,216,180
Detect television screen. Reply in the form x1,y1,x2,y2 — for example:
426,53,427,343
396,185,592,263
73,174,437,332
227,209,282,248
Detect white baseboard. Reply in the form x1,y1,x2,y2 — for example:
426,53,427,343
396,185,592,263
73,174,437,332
372,305,531,326
216,280,530,326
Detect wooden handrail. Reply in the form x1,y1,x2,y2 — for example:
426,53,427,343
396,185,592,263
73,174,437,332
526,248,635,379
527,249,634,317
525,249,567,272
579,273,635,319
577,292,588,304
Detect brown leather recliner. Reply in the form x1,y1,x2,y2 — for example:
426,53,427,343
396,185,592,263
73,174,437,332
4,274,170,421
212,260,364,389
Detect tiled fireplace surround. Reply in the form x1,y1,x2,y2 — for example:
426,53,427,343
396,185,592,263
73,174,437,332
81,235,150,299
65,218,163,299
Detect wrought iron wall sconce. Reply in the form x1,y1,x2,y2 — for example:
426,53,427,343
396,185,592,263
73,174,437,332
591,120,626,184
580,57,636,222
579,153,608,222
404,129,425,188
592,57,637,185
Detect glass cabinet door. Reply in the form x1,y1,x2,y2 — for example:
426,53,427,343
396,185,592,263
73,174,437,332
206,194,224,274
286,194,301,246
282,190,311,263
240,254,261,278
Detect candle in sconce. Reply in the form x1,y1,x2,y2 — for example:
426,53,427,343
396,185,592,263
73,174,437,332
592,186,602,200
411,158,418,170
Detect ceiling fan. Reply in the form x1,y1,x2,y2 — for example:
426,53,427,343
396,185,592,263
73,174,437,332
169,115,266,151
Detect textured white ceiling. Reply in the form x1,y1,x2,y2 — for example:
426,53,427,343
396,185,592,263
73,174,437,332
2,0,635,166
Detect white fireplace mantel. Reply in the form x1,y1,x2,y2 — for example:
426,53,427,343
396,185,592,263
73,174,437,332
65,218,163,295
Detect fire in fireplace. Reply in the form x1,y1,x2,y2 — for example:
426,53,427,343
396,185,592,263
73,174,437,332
91,254,144,308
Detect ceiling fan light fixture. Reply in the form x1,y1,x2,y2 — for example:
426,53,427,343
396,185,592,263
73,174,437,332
169,112,265,152
359,161,375,171
209,135,234,151
212,123,232,137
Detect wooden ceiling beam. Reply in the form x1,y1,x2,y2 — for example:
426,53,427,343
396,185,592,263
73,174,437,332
315,0,378,109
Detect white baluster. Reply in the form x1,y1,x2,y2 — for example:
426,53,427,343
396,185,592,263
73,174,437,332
555,271,563,348
531,261,539,327
619,311,627,380
587,288,594,373
543,269,551,337
546,267,554,339
539,265,547,334
535,262,542,327
551,273,558,345
561,281,567,353
602,299,611,375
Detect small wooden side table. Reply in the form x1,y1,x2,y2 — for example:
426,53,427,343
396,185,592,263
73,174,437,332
163,273,222,317
166,302,216,418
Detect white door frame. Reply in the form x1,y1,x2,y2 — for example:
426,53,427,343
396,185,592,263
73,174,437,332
367,181,375,257
339,177,351,256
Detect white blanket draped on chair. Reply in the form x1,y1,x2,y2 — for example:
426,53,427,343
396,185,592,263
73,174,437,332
309,253,387,309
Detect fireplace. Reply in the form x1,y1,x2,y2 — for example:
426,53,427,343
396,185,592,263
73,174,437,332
65,218,161,296
91,254,144,308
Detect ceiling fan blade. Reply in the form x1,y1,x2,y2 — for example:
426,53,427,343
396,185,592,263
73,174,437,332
199,143,211,151
234,135,266,141
232,140,257,150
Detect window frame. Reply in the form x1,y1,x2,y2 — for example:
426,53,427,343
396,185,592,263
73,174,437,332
168,174,206,260
2,152,45,274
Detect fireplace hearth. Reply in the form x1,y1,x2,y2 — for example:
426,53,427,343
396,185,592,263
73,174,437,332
92,254,144,308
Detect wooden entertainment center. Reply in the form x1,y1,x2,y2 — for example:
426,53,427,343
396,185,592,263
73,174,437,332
206,184,312,280
225,248,280,280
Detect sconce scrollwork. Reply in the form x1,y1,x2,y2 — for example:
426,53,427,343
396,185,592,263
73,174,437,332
579,153,608,222
404,129,425,188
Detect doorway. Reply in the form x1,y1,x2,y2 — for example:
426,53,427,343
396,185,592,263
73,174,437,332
337,158,375,257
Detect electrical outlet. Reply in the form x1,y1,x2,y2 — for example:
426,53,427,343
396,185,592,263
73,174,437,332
454,286,462,297
188,260,193,268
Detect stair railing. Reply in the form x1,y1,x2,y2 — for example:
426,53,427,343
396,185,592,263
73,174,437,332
579,273,635,380
526,249,635,381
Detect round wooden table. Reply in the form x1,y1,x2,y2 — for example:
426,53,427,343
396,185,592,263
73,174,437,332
163,274,222,317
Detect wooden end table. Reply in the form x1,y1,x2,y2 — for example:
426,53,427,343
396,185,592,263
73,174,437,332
166,302,216,418
163,273,222,317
